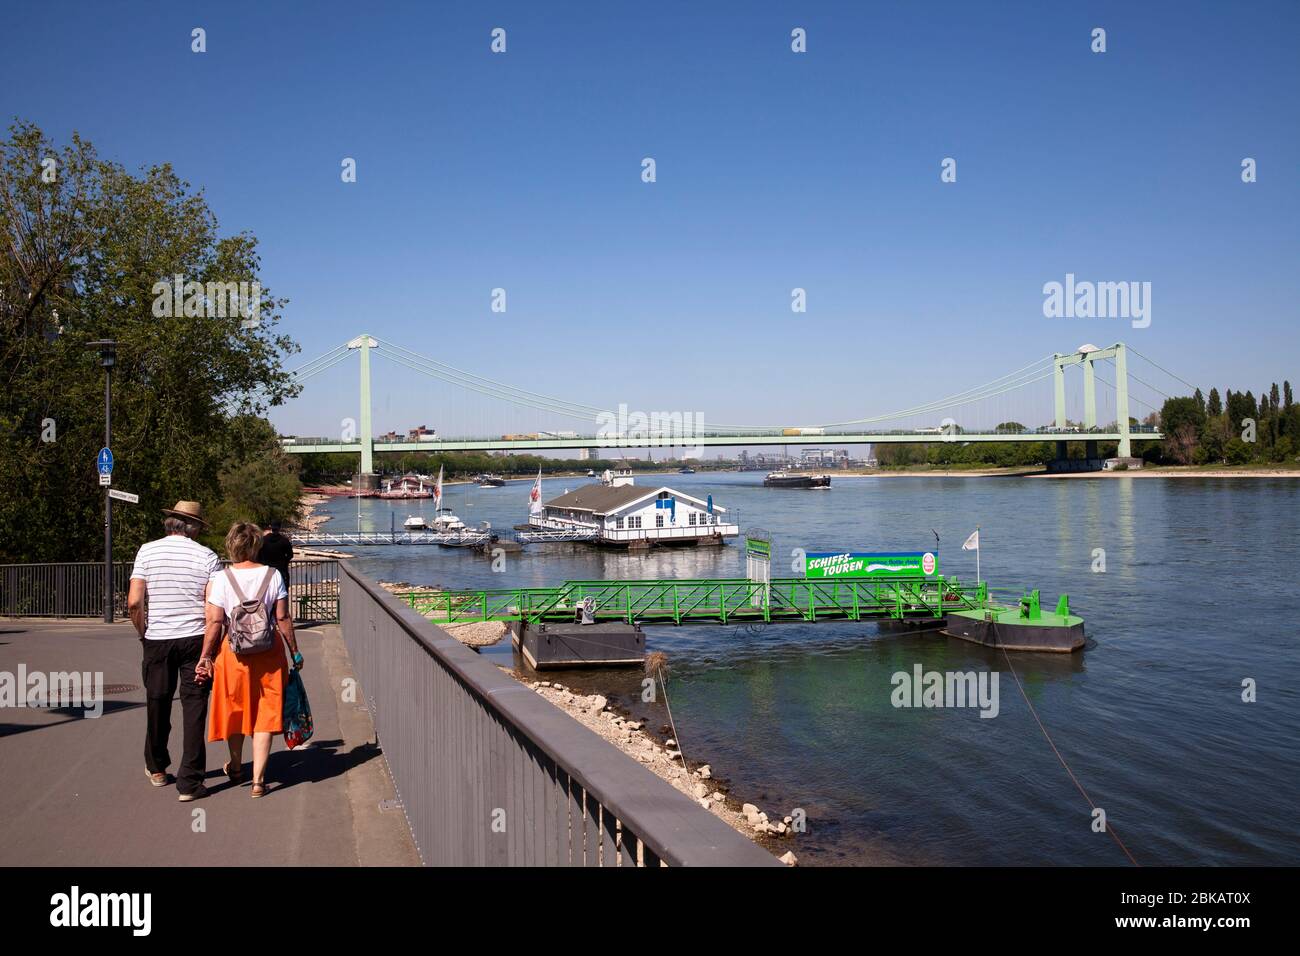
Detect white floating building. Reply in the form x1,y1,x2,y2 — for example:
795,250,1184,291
530,482,737,549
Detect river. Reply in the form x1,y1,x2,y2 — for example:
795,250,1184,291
312,471,1300,865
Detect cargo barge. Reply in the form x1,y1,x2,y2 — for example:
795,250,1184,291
764,471,831,488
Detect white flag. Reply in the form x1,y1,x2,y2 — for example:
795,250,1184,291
962,529,979,551
528,469,543,515
433,464,444,509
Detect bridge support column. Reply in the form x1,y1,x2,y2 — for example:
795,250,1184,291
1114,342,1132,458
348,334,378,487
1083,356,1097,428
1053,355,1067,428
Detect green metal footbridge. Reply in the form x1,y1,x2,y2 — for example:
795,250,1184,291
397,575,994,626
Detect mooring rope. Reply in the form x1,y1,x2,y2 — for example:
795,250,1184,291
996,637,1139,866
656,666,691,777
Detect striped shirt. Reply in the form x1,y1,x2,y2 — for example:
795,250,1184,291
130,535,223,640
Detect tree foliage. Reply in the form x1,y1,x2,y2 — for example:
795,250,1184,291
0,121,299,561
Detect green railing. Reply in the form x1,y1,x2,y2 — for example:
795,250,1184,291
397,576,991,626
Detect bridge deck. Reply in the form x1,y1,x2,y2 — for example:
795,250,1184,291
397,576,992,626
282,426,1162,455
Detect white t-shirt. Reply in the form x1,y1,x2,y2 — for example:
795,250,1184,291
131,536,223,640
207,565,289,626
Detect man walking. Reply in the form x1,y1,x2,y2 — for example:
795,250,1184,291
256,519,294,584
127,501,221,801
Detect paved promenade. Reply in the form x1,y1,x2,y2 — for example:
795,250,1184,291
0,620,420,867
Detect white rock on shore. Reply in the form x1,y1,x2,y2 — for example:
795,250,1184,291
501,670,796,863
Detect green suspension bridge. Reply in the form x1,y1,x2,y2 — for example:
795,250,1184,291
274,337,1196,487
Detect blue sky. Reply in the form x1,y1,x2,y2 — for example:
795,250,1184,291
5,0,1298,438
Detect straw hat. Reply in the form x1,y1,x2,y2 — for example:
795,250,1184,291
162,500,209,529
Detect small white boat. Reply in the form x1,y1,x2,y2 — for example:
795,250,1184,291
403,515,427,530
430,510,466,533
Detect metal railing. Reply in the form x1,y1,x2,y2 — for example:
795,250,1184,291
338,563,778,867
0,562,133,618
286,560,340,623
1,559,340,623
397,575,991,626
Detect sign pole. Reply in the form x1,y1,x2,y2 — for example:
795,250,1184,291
89,340,117,623
103,355,113,622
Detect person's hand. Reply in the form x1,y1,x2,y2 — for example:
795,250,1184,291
291,650,304,671
195,657,213,682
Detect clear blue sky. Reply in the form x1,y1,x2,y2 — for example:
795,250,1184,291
5,0,1298,437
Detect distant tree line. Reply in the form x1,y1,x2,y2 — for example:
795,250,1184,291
296,450,719,484
1159,382,1298,465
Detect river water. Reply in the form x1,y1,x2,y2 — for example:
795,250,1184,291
315,472,1300,866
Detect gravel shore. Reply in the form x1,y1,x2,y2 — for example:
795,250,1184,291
505,673,799,865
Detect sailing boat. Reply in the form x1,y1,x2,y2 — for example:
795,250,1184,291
429,465,466,533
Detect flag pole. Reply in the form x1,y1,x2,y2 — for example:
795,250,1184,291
976,525,980,584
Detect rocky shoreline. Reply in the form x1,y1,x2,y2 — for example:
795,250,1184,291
506,674,799,866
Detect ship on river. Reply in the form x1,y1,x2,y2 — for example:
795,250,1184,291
763,471,831,489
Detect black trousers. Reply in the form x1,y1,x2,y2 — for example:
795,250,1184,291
141,635,209,793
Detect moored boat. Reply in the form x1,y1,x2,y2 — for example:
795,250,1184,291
942,591,1085,652
379,474,433,499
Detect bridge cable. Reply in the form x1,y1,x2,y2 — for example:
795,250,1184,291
373,348,602,422
819,356,1058,428
824,367,1058,429
373,338,610,417
1126,346,1202,394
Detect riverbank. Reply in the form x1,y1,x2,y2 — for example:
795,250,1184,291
506,672,799,866
1036,465,1300,478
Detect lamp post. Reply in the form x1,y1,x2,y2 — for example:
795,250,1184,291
87,340,116,622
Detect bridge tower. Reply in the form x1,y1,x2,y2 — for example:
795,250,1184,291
1052,342,1132,459
347,334,379,490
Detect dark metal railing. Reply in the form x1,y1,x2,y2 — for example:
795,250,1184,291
0,562,132,618
286,560,340,623
1,559,340,623
338,563,778,867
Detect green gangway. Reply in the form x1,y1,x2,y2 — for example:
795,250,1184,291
399,576,991,626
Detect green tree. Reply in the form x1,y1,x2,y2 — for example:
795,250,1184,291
0,121,299,561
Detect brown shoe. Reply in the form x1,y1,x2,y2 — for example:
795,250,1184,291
145,770,171,788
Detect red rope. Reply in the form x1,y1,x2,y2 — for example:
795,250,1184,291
998,639,1140,866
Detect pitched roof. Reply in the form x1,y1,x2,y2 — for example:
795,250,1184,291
542,484,724,515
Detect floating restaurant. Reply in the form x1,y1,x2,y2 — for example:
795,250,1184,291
529,480,737,549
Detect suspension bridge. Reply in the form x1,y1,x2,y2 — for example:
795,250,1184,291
276,335,1189,486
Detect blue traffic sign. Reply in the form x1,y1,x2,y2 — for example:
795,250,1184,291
97,448,114,474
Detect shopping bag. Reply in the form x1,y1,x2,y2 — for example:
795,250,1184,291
283,668,314,749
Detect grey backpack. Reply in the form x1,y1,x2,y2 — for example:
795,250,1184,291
224,567,277,655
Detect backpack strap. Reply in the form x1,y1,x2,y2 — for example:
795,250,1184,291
253,566,275,602
223,567,249,603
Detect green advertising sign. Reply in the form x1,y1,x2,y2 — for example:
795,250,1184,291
745,537,771,558
804,551,938,579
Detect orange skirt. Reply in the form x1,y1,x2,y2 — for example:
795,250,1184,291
207,639,288,740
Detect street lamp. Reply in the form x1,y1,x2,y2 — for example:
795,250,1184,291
87,340,116,622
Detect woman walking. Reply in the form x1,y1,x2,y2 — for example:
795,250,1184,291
197,522,303,797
